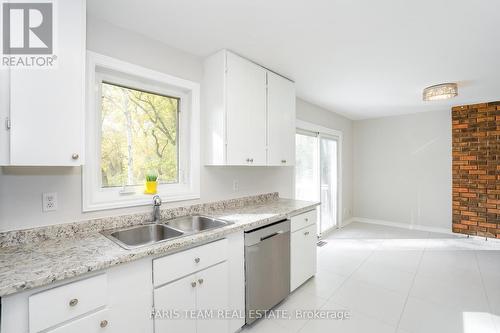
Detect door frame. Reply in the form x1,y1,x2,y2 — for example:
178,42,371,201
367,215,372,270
295,120,343,232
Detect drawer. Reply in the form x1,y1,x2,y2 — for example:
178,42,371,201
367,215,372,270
153,238,228,287
290,209,317,232
46,309,110,333
29,274,108,333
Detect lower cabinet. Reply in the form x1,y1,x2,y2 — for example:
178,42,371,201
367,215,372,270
290,211,318,292
0,235,244,333
154,261,229,333
45,309,110,333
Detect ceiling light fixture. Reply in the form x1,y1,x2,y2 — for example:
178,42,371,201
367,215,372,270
423,83,458,101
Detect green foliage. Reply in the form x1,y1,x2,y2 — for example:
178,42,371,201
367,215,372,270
100,82,179,187
146,174,158,182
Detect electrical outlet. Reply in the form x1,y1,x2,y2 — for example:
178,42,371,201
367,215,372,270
232,180,239,192
42,192,58,212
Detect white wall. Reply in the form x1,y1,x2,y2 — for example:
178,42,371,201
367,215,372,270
0,18,294,232
353,110,452,230
296,98,354,222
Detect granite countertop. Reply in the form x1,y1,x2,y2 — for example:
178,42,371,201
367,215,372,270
0,197,319,297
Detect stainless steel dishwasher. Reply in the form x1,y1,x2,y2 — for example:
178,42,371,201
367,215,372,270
244,219,290,325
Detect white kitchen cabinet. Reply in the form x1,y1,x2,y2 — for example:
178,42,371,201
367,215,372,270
290,211,317,291
267,71,296,166
195,261,229,333
154,261,229,333
45,309,110,333
154,273,197,333
226,52,267,165
203,50,295,166
1,0,85,166
0,67,9,165
1,258,152,333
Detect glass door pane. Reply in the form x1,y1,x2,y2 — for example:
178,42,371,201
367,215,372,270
319,136,338,234
295,133,319,203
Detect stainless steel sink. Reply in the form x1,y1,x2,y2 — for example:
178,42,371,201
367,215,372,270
103,216,232,249
103,224,184,249
165,216,230,233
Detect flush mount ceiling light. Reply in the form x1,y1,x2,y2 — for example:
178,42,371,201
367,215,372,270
423,83,458,101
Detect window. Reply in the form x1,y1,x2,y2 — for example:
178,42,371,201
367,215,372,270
100,82,180,187
83,52,200,211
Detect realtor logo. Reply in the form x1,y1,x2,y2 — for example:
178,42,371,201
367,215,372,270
2,2,53,54
1,1,56,67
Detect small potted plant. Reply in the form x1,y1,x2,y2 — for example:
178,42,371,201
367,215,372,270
144,173,158,194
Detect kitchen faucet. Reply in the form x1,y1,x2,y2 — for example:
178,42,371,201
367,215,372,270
152,195,162,222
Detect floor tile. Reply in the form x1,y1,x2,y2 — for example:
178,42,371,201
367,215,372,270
328,278,407,325
297,269,347,299
350,260,415,294
242,318,290,333
399,297,497,333
272,288,328,332
410,274,489,311
299,302,397,333
364,250,422,273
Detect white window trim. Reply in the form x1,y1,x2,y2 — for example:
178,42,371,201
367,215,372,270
83,51,200,212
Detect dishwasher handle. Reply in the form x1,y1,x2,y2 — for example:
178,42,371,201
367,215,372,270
260,230,284,242
245,220,290,247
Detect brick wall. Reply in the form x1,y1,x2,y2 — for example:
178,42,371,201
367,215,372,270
452,102,500,238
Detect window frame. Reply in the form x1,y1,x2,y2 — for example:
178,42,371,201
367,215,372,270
83,52,200,211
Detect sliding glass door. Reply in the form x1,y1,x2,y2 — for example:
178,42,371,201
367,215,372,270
295,129,339,237
319,135,338,233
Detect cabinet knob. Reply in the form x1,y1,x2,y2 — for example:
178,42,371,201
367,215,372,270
281,160,287,164
305,218,309,222
304,231,310,236
100,320,108,328
249,158,254,163
194,257,200,264
191,281,197,288
69,298,78,307
198,278,204,285
71,153,79,160
246,158,250,162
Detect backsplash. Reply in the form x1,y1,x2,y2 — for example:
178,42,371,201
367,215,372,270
0,192,279,247
452,102,500,238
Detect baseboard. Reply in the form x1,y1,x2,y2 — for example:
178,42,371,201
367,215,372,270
351,217,453,235
340,218,355,228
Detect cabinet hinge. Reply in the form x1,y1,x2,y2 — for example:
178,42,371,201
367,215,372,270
5,117,11,130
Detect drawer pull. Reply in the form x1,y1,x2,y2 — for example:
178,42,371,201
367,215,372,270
304,231,310,236
194,257,200,263
69,298,78,307
198,278,204,285
100,320,108,328
191,281,197,288
281,160,287,163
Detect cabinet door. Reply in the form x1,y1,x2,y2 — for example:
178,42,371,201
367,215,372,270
226,52,267,165
9,0,85,165
196,262,229,333
46,309,110,333
290,224,317,291
0,68,9,165
154,274,197,333
267,72,296,166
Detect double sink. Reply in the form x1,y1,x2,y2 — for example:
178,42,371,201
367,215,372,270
103,216,232,250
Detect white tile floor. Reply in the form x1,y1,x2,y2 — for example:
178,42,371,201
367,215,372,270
243,222,500,333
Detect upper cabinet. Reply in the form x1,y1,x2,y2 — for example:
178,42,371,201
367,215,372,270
267,71,296,166
203,50,295,166
226,52,267,166
0,0,85,166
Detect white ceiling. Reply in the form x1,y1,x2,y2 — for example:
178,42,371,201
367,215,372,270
87,0,500,119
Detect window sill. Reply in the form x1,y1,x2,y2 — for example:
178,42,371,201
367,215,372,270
82,191,200,212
